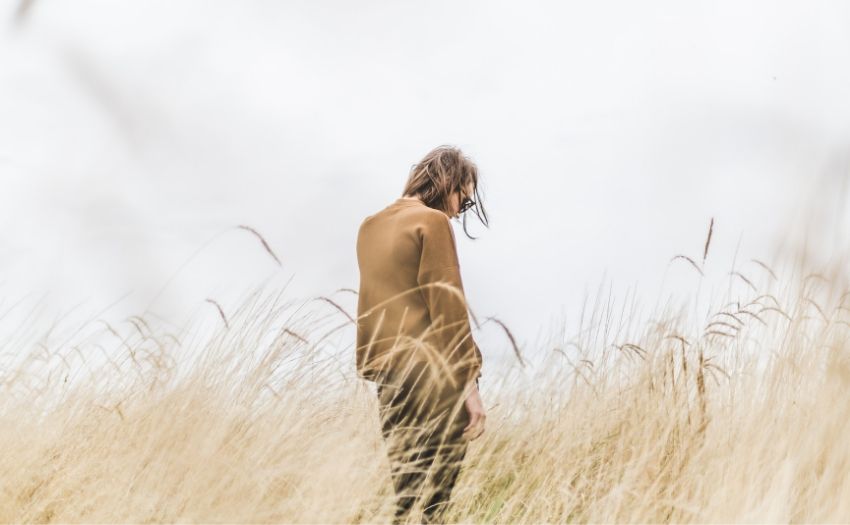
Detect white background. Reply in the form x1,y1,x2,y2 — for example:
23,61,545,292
2,0,849,369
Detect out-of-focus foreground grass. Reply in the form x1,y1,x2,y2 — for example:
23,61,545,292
3,247,850,524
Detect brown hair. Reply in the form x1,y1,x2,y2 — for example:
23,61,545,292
401,145,490,240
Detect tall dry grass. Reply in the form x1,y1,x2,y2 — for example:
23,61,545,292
3,231,850,523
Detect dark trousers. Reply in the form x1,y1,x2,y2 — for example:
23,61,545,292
376,362,471,524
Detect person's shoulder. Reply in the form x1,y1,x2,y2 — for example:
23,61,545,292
409,207,455,241
357,212,378,238
358,213,374,228
407,205,449,225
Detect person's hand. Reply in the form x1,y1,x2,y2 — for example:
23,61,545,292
461,381,486,441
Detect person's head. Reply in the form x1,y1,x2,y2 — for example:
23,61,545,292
401,145,489,240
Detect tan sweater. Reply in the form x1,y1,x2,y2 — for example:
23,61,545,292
355,197,483,387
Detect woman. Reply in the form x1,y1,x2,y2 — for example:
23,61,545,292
355,145,489,524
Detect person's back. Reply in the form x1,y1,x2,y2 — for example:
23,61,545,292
356,196,482,389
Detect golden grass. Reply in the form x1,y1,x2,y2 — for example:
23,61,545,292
4,244,850,523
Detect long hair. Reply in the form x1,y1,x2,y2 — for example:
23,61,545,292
401,145,490,240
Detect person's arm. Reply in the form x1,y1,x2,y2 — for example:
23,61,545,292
416,213,483,389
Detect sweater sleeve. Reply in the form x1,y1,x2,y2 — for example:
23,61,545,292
416,213,483,388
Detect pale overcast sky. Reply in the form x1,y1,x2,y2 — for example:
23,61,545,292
2,0,850,372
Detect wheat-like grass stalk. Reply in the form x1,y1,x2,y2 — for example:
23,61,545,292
313,296,356,324
205,298,230,328
670,255,704,276
729,271,757,292
483,315,524,367
751,259,778,281
702,217,714,264
236,225,282,266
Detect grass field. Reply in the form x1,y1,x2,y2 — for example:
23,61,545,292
3,234,850,524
